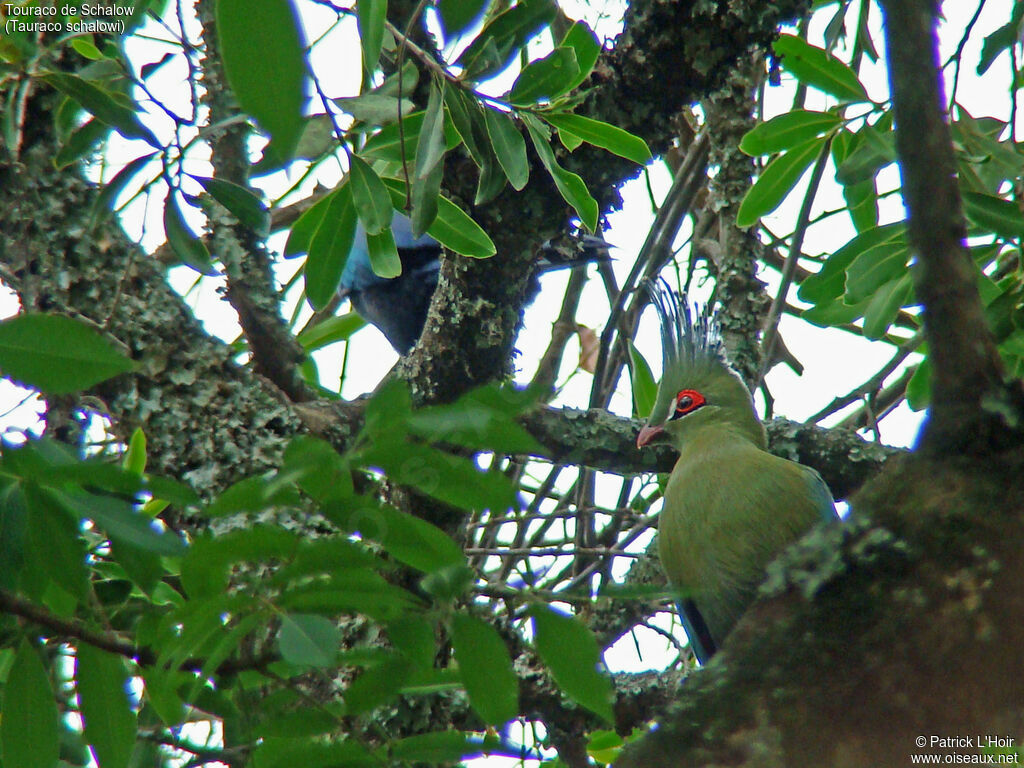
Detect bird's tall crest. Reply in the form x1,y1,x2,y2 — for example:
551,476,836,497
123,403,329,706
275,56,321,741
649,280,729,392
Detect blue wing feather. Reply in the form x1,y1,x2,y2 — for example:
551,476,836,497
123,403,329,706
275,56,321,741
804,466,839,523
677,598,716,665
339,213,609,352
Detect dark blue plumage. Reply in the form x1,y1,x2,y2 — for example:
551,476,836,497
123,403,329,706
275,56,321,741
340,215,442,353
339,213,609,353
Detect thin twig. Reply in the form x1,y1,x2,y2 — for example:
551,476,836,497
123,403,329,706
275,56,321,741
756,135,834,394
807,332,922,423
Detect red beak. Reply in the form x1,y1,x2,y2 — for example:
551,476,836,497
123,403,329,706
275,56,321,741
636,424,664,449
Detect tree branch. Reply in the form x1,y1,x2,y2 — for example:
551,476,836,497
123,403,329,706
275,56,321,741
197,0,312,403
879,0,1021,453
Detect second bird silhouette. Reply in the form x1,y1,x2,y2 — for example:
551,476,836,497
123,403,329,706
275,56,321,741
339,213,609,353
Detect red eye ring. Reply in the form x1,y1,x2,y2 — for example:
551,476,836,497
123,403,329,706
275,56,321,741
673,389,706,417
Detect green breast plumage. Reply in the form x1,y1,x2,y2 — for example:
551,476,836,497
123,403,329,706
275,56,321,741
657,425,834,650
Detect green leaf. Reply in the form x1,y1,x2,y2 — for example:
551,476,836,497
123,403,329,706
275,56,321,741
484,108,529,191
217,0,306,166
278,613,342,668
164,193,215,274
411,82,447,235
305,186,357,310
844,177,879,232
362,377,413,436
835,123,895,186
123,428,147,476
827,131,875,219
381,177,496,257
415,81,447,182
588,730,626,764
797,222,906,303
182,526,302,598
89,152,157,232
438,0,487,37
255,737,376,768
801,297,869,327
509,47,580,106
412,161,444,243
443,86,484,165
77,644,137,768
475,147,508,205
357,0,387,74
334,93,415,126
962,191,1024,239
41,72,158,146
366,225,402,279
389,732,478,764
736,136,824,227
862,273,912,340
456,0,558,80
906,357,930,411
321,496,463,574
294,114,339,160
349,154,394,235
271,532,381,582
1,641,60,768
444,91,506,206
952,111,1021,195
419,563,475,601
406,385,543,454
359,438,517,515
361,110,461,163
0,313,133,394
541,112,651,165
522,113,598,231
344,654,413,714
451,614,518,725
281,572,417,622
111,538,164,595
386,616,437,669
740,109,841,156
49,488,185,556
845,240,909,303
970,246,1003,307
978,2,1024,75
319,495,465,575
0,484,27,592
54,118,109,169
558,126,584,151
24,484,89,600
628,342,657,418
72,37,104,60
773,34,869,103
194,176,270,235
284,191,333,258
559,21,601,91
297,312,366,351
140,667,185,727
530,606,613,722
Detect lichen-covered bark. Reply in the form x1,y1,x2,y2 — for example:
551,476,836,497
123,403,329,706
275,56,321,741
617,450,1024,767
702,55,772,386
879,0,1022,455
401,0,812,406
198,0,311,403
0,94,303,496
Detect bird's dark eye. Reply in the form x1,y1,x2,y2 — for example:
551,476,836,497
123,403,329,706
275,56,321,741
671,389,706,419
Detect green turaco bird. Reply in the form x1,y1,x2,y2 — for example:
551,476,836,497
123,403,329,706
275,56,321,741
636,284,837,664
